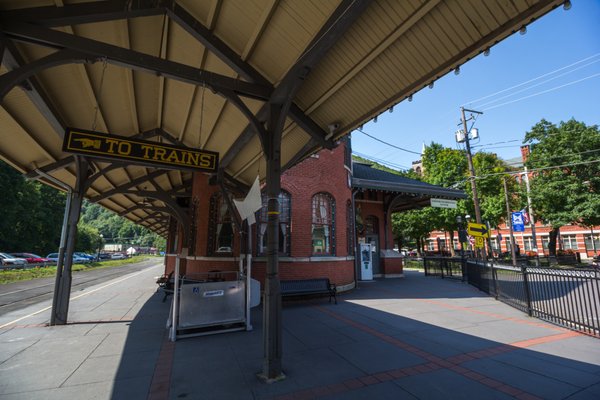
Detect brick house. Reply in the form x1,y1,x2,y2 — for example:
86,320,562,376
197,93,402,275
164,138,465,291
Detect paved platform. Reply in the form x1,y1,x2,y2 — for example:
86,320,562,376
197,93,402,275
1,263,599,400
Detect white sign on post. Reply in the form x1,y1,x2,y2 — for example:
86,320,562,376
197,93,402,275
430,198,457,209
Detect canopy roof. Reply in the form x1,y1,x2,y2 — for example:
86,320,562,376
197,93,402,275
0,0,563,235
352,162,466,212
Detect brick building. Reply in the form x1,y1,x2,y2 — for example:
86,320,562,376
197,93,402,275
164,138,465,290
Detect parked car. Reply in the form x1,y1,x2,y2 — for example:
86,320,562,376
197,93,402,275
97,252,112,260
0,252,27,266
110,253,127,260
46,253,88,264
10,252,50,264
74,252,96,261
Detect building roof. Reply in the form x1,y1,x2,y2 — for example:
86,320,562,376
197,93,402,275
352,162,467,211
0,0,562,235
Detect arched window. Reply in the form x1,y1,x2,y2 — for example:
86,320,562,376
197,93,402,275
257,191,291,256
208,192,234,255
312,193,335,256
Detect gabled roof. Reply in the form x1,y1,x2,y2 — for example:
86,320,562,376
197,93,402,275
352,162,466,211
0,0,563,234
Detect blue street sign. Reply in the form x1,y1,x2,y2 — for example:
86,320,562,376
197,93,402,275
512,212,525,232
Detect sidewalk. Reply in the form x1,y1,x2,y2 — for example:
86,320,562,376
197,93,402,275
1,263,599,399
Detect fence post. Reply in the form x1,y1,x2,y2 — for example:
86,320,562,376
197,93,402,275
491,262,499,300
424,257,428,276
461,257,466,282
441,258,445,279
521,265,533,316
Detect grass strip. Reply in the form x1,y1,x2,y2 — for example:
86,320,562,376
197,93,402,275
0,256,157,284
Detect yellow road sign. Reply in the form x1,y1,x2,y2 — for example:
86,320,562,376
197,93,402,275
467,222,489,238
475,236,484,248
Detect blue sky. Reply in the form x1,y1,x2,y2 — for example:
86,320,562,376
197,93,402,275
350,0,600,171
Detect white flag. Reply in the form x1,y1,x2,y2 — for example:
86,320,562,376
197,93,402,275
233,176,262,225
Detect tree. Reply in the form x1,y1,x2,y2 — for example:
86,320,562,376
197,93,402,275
392,208,437,255
524,119,600,256
0,160,66,254
472,151,519,229
76,224,103,253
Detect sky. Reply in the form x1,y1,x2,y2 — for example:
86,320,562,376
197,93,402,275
350,0,600,171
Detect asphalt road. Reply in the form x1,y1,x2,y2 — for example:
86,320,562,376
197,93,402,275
0,258,163,317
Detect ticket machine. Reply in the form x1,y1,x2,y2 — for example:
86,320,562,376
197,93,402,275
360,243,373,280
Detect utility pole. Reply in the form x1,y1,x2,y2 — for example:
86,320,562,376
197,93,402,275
523,166,539,266
503,176,518,267
459,107,486,259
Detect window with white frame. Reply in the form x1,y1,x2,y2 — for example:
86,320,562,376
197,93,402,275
584,235,600,252
523,237,534,251
427,240,435,251
541,237,549,250
561,234,578,250
490,238,500,251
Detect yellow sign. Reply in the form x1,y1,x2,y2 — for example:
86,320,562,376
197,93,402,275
63,128,218,172
467,222,489,238
475,236,484,248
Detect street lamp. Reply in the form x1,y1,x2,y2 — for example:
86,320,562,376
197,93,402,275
96,234,104,261
456,216,467,258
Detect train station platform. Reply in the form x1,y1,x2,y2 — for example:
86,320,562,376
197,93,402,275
1,262,599,400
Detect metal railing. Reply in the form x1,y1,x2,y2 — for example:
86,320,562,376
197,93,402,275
424,257,600,337
423,257,465,281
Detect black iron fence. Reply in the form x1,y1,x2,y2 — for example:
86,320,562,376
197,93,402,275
424,257,600,337
423,257,465,281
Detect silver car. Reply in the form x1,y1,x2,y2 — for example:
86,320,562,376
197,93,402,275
0,252,27,266
46,253,88,264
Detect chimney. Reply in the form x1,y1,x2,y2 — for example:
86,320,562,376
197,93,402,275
520,145,530,162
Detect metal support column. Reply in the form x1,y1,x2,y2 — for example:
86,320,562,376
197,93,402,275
259,103,285,382
51,156,90,325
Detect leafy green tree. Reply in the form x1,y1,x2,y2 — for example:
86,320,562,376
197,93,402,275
421,144,468,254
0,160,66,254
76,224,103,253
472,151,518,229
392,208,437,255
524,119,600,256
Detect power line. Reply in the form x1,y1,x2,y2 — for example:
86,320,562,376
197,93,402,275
356,128,421,155
463,52,600,106
482,72,600,112
449,158,600,186
475,59,600,109
352,151,412,171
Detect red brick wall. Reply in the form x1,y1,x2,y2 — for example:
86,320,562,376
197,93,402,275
282,143,352,257
381,257,403,275
167,141,357,284
252,260,354,286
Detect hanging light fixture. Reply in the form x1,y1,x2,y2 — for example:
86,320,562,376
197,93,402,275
454,66,460,75
519,26,527,35
563,1,571,10
483,48,490,56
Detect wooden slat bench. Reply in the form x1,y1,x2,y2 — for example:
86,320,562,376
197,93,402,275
280,278,337,304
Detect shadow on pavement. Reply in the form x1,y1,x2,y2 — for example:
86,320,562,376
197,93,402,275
110,271,600,400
